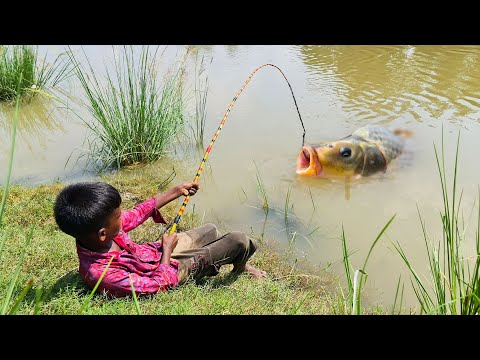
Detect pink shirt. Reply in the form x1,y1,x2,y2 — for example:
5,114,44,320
76,197,179,298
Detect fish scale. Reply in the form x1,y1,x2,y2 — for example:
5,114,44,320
352,125,405,162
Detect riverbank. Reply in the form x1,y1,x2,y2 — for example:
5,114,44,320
0,165,385,315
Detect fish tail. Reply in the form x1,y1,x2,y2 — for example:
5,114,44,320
393,128,414,138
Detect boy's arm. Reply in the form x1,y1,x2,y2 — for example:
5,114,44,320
122,197,166,232
88,263,179,298
122,182,199,233
153,182,199,208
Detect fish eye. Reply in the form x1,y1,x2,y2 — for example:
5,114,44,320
340,146,352,158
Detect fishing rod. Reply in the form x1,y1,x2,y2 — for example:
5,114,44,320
168,63,306,235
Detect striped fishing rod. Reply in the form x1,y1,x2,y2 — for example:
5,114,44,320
168,63,306,235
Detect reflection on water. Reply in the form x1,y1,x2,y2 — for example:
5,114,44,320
0,84,91,185
299,45,480,125
0,96,64,140
184,45,480,311
3,45,480,312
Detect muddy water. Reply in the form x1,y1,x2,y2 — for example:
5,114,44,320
2,45,480,311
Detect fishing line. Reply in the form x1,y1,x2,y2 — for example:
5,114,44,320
168,63,306,234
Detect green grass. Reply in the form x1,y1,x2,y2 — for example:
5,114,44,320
67,45,187,170
0,45,72,102
393,130,480,314
340,215,396,314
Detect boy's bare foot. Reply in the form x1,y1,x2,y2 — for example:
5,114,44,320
245,264,267,278
232,263,267,279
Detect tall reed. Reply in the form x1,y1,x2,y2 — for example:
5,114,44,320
394,130,480,314
68,46,186,170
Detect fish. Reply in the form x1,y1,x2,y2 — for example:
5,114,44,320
296,125,413,178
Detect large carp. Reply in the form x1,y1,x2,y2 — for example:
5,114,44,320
296,125,412,178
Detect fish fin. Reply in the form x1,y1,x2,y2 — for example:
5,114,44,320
393,128,414,138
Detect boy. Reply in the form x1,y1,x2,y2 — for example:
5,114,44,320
53,181,266,298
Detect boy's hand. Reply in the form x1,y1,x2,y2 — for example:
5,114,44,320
177,182,199,197
154,182,200,209
160,233,178,265
161,233,178,253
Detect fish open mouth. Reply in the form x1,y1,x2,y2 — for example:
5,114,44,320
296,146,322,176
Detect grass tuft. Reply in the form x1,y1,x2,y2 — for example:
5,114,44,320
67,45,187,170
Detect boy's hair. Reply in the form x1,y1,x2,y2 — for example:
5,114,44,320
54,182,122,238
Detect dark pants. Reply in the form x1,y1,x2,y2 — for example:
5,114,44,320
171,224,257,283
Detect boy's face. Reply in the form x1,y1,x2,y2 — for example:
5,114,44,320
101,207,122,241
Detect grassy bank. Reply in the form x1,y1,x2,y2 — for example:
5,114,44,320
0,167,368,315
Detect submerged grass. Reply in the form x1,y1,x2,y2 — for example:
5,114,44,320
253,161,269,216
394,129,480,314
0,45,72,102
253,161,269,242
67,45,187,170
246,165,315,250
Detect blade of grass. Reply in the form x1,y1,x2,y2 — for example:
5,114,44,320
392,239,435,312
8,278,33,314
340,225,353,306
398,281,405,314
284,184,292,237
0,230,7,260
308,186,315,212
392,275,402,314
129,277,142,315
361,214,396,272
253,161,269,216
352,269,366,315
1,225,34,314
79,255,114,314
33,285,44,315
352,214,396,313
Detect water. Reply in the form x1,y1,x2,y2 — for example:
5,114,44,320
2,45,480,311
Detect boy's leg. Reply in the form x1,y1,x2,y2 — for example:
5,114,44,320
172,223,220,254
172,231,258,283
206,232,257,269
172,223,220,283
185,223,221,247
171,248,211,283
207,233,266,278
